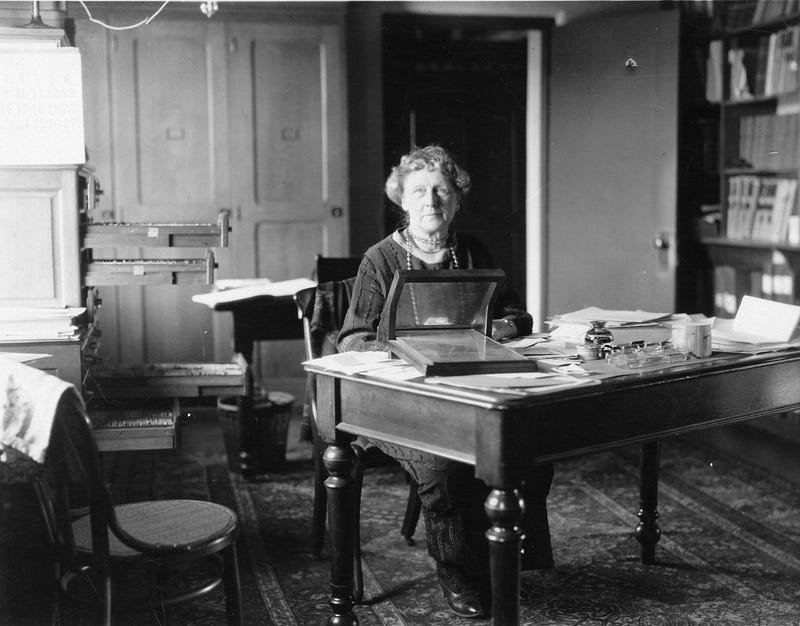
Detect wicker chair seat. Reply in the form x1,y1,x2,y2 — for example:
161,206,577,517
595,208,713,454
72,499,239,558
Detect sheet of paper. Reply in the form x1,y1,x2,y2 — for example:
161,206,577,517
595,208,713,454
363,363,422,381
731,295,800,342
192,277,316,307
555,307,672,326
426,374,597,395
303,351,396,375
213,278,273,290
426,372,578,388
0,353,51,364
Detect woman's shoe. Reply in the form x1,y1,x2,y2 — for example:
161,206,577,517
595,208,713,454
436,563,488,619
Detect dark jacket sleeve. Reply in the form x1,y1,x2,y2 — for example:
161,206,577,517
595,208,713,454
336,255,389,352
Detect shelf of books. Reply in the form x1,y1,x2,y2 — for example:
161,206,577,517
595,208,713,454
702,1,800,318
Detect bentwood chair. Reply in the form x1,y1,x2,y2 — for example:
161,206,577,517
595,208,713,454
295,274,421,603
36,387,242,625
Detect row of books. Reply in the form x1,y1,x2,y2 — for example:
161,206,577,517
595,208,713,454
725,0,800,29
738,112,800,170
714,260,797,319
726,25,800,101
726,175,799,242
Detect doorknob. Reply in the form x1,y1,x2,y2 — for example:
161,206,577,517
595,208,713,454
331,206,344,217
653,233,670,250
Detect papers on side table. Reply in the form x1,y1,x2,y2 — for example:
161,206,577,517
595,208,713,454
192,277,317,307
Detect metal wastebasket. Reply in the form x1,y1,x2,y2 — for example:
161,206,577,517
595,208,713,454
217,390,294,474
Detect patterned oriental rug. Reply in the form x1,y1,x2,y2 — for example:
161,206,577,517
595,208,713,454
5,410,799,625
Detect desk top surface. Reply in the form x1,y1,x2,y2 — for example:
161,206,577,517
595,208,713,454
307,347,800,410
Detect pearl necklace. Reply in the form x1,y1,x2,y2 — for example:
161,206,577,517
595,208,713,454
401,229,460,325
407,230,448,249
401,229,460,270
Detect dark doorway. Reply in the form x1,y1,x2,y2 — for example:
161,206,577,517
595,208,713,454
382,14,551,302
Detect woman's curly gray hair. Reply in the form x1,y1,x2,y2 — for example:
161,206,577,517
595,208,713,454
385,145,471,207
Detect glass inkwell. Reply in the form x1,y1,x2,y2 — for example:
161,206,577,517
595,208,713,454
585,320,614,347
578,320,614,360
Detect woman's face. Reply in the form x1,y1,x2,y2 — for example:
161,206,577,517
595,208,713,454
401,167,459,237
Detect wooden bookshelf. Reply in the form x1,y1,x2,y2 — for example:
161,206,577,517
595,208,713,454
702,1,800,317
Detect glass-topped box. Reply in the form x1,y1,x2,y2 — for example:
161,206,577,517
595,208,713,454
377,269,537,376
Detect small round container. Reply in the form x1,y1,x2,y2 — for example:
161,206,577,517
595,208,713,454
576,343,600,361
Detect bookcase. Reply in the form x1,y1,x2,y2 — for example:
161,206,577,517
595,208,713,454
702,0,800,317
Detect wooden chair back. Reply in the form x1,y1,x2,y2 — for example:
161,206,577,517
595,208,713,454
314,254,361,283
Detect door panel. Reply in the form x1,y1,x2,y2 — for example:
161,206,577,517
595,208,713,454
255,220,326,281
136,36,211,208
225,23,348,382
548,6,679,315
100,20,226,364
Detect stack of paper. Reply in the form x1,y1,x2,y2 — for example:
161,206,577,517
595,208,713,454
548,307,678,344
304,351,422,381
552,307,673,327
0,307,85,342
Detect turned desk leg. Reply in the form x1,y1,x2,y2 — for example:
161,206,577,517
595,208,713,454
635,440,662,565
323,442,359,626
485,488,524,626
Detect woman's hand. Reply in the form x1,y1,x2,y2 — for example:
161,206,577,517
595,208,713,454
491,318,517,341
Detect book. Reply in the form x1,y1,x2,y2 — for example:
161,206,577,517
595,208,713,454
726,176,743,238
766,251,796,304
706,40,723,103
739,175,762,239
765,31,778,95
772,178,798,242
752,178,779,240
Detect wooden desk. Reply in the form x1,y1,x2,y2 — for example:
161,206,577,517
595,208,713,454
212,295,303,477
308,349,800,625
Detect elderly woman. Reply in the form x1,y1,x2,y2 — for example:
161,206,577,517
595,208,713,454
338,145,554,619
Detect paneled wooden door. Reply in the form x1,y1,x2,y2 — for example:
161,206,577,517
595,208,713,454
222,21,348,382
89,16,347,379
547,6,679,315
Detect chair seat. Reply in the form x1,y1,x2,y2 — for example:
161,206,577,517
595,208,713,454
72,499,239,558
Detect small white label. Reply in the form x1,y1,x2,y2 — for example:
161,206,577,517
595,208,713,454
147,227,159,238
133,265,145,276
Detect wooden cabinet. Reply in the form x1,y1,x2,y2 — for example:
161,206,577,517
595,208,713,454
702,2,800,315
0,166,86,308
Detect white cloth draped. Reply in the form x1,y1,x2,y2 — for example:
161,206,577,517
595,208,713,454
0,357,75,464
